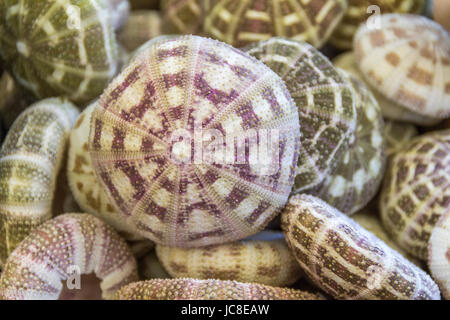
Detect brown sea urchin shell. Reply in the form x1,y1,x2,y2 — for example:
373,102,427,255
88,35,301,247
282,194,440,300
114,278,321,300
0,214,138,300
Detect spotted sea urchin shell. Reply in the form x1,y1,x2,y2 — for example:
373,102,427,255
0,98,79,266
0,0,119,105
380,129,450,260
0,214,138,300
244,38,357,194
282,194,440,300
204,0,347,48
88,35,301,247
354,14,450,119
114,278,321,300
155,231,301,287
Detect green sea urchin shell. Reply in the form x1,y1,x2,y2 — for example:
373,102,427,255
0,0,119,105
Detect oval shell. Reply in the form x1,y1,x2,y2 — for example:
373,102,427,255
162,0,205,35
379,129,450,260
114,278,322,300
0,213,138,300
88,35,301,247
354,14,450,119
282,194,441,300
155,231,301,287
0,98,79,266
383,120,418,159
204,0,347,48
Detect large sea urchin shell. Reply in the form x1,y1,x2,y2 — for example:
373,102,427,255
244,38,357,194
380,130,450,260
0,214,138,300
114,278,321,300
162,0,205,35
0,98,79,266
204,0,347,48
354,14,450,119
282,194,440,300
88,35,301,247
155,231,301,287
0,0,119,105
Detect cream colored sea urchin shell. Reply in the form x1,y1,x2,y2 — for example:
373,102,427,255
282,194,441,300
0,98,79,267
88,35,301,247
0,213,138,300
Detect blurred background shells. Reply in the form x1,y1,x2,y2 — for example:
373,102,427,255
204,0,348,48
383,120,418,159
162,0,206,35
106,0,131,30
432,0,450,31
0,72,30,130
130,0,160,10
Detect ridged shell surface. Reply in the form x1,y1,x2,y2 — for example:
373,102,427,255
379,129,450,260
383,120,418,159
155,231,301,286
88,35,301,247
0,98,79,267
281,194,441,300
118,10,162,52
0,0,119,104
204,0,347,48
244,38,357,194
162,0,205,35
0,213,138,300
114,278,321,300
354,14,450,119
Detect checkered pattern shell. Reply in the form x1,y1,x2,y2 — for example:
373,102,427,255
379,129,450,260
162,0,205,35
245,38,357,194
330,0,425,49
354,14,450,119
282,194,441,300
88,35,301,248
204,0,347,48
0,0,118,105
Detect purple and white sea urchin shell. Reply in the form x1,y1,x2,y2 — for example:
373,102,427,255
0,213,138,300
88,35,301,248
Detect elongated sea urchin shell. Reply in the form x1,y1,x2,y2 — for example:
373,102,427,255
0,213,138,300
0,98,79,267
162,0,205,35
88,35,301,247
281,194,441,300
204,0,347,48
155,231,301,286
0,0,119,105
114,278,321,300
428,210,450,299
380,129,450,260
244,38,357,194
383,120,418,159
354,14,450,119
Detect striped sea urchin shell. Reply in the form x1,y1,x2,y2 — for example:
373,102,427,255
428,210,450,299
244,38,357,194
88,35,301,247
114,278,321,300
0,0,119,105
281,194,441,300
383,120,418,159
330,0,426,49
204,0,347,48
155,231,301,287
0,98,79,266
0,213,138,300
354,14,450,119
380,129,450,260
162,0,205,35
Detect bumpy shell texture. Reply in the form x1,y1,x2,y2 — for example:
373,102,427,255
0,98,79,267
380,129,450,260
330,0,425,49
155,231,301,287
204,0,347,48
354,14,450,119
88,35,301,247
118,10,162,52
245,38,357,194
162,0,205,35
114,278,321,300
383,120,418,159
0,213,138,300
282,194,440,300
428,210,450,299
0,0,119,105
